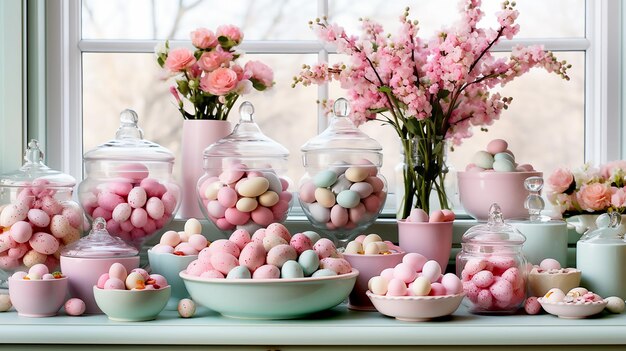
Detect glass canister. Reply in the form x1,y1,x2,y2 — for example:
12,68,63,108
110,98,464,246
456,203,528,313
577,212,626,300
299,98,387,244
78,109,181,248
197,102,291,234
60,217,140,314
0,139,83,285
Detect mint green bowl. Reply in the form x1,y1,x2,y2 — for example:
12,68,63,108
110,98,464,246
93,286,171,321
148,249,197,310
180,269,359,319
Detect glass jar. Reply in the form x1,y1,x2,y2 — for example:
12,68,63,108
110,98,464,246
456,203,528,314
0,139,83,285
78,109,181,248
299,98,387,244
197,102,291,234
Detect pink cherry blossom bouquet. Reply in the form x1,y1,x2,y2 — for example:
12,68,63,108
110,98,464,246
293,0,570,219
156,25,274,120
547,161,626,217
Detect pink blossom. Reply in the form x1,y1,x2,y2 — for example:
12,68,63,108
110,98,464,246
197,48,233,72
216,25,243,44
600,160,626,179
164,48,196,73
244,60,274,88
548,168,575,194
190,28,217,49
169,86,182,105
200,67,238,96
611,187,626,208
576,183,612,212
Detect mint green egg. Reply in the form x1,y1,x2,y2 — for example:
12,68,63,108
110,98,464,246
312,269,338,277
336,190,360,209
493,159,516,172
472,151,494,169
298,250,320,276
281,260,304,278
494,152,515,163
313,170,338,188
226,266,251,279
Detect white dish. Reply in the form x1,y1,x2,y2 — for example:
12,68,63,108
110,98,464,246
366,291,464,322
538,298,607,319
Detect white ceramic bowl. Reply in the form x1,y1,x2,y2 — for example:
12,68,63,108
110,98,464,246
366,291,465,321
538,298,607,319
180,269,358,319
93,286,171,321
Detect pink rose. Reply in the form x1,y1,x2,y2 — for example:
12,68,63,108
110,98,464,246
216,25,243,44
547,168,574,193
576,183,611,212
200,67,238,95
600,160,626,179
197,49,233,72
611,187,626,208
244,60,274,88
188,63,202,78
190,28,217,49
164,48,196,73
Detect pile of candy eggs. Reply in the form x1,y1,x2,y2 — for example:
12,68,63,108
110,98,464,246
343,234,401,255
150,218,209,256
97,263,168,291
404,208,455,223
466,139,534,173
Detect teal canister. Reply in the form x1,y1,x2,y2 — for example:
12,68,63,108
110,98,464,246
576,212,626,300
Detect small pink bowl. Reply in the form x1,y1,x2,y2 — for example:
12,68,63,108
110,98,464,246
343,251,405,311
8,277,69,317
457,171,542,220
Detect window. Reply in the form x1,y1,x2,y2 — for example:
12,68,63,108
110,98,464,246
44,0,621,216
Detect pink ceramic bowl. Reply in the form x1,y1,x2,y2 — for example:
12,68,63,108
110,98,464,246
8,277,69,317
397,220,453,272
457,171,542,220
343,251,405,311
60,256,139,314
366,291,465,321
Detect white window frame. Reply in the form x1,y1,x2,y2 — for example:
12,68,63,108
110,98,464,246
42,0,622,208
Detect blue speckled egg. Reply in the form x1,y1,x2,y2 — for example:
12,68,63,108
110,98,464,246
472,151,494,169
493,159,516,172
313,170,338,188
298,249,320,276
226,266,251,279
336,190,360,209
311,269,338,277
281,260,304,278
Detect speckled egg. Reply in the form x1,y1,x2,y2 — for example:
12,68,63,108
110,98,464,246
298,249,320,276
313,238,336,259
229,229,251,250
177,298,196,318
64,298,86,316
27,209,50,228
29,232,59,255
262,234,288,252
301,231,321,244
112,203,132,223
313,170,338,188
226,265,251,279
127,187,147,208
238,242,266,272
9,221,32,243
311,269,337,277
319,257,352,275
265,223,291,242
281,260,304,278
472,151,494,169
208,239,241,258
188,234,208,251
0,204,29,227
252,264,280,279
210,252,239,275
146,197,165,220
266,244,297,268
50,215,71,239
289,233,313,255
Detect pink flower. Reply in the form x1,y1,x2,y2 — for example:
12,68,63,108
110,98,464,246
576,183,612,212
200,67,238,96
244,60,274,88
164,48,196,73
611,187,626,208
197,49,233,72
190,28,217,49
216,25,243,44
169,86,182,105
548,168,575,194
600,160,626,179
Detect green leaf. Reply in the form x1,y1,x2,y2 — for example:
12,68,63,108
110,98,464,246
177,80,189,95
404,118,422,136
368,107,389,114
378,86,392,94
437,89,450,99
250,78,267,91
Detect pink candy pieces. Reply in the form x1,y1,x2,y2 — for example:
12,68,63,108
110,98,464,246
404,208,455,223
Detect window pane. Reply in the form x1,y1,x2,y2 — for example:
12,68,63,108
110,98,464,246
329,0,585,39
82,0,317,41
82,53,318,187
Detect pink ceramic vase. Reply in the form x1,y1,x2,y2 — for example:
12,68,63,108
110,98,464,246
179,120,232,219
343,252,405,310
397,220,453,272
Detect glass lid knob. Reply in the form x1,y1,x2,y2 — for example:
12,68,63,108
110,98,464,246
487,203,504,225
24,139,44,164
333,98,351,118
524,176,547,221
239,101,255,123
115,109,143,140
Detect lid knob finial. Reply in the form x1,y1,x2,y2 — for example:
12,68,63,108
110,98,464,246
115,109,143,140
524,176,545,221
24,139,44,164
239,101,255,123
333,98,351,118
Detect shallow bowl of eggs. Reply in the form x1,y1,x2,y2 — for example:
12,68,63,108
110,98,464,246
180,268,358,319
8,265,68,317
538,287,608,319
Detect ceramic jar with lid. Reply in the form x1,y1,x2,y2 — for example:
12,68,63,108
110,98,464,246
197,102,292,234
0,139,83,285
299,98,387,244
577,212,626,300
78,109,180,248
456,203,528,313
60,217,140,314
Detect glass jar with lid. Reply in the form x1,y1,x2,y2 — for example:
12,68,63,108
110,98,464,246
78,109,181,249
0,139,83,286
197,102,292,234
456,203,528,313
299,98,387,244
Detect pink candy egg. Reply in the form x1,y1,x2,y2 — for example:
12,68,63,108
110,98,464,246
229,229,251,250
225,207,250,226
97,273,110,289
146,197,165,220
265,223,291,242
27,209,50,228
441,273,463,295
251,206,274,227
186,259,214,276
393,263,417,284
429,210,447,223
9,221,32,243
140,178,167,198
115,163,149,181
386,278,408,296
177,298,195,318
28,263,49,277
486,139,508,155
188,234,208,251
239,242,266,272
161,192,177,214
29,232,59,255
476,289,493,309
103,277,125,290
429,282,447,296
151,243,175,254
298,181,317,204
289,233,313,255
40,196,63,216
313,238,336,259
330,205,349,227
107,181,133,197
174,242,199,256
348,203,366,223
380,268,395,282
64,298,86,316
489,278,513,303
319,257,352,275
149,274,168,288
539,258,561,271
266,244,297,268
97,192,125,212
464,258,488,275
200,270,224,279
217,187,238,208
402,253,427,272
252,264,281,279
108,263,128,281
92,207,112,221
472,270,494,288
210,252,239,275
441,209,455,222
407,208,429,222
208,239,241,258
130,208,148,228
127,187,147,209
421,260,442,283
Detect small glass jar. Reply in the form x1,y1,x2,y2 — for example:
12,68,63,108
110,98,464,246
197,102,291,234
0,139,83,285
456,203,528,314
78,109,181,248
299,98,387,244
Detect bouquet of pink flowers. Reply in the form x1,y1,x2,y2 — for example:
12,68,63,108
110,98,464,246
547,161,626,217
156,25,274,120
293,0,570,218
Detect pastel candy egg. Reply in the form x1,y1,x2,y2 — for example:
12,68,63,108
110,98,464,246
210,252,239,275
115,163,149,181
394,263,417,283
40,196,63,216
301,231,321,244
252,264,280,279
492,159,516,172
258,191,279,208
421,260,442,283
407,208,429,222
263,234,288,252
28,263,49,277
216,187,237,209
50,215,71,239
281,260,304,278
148,273,168,288
251,207,275,227
208,239,241,258
403,253,427,272
476,289,493,309
314,188,336,208
319,257,352,275
130,208,148,228
125,271,146,290
265,223,291,242
229,229,251,250
429,282,447,296
220,167,245,184
472,270,494,288
429,210,447,223
204,181,225,201
605,296,625,313
489,278,513,303
127,187,147,209
386,278,408,296
345,167,369,183
97,192,125,212
289,233,313,255
271,200,290,221
27,209,50,228
206,201,226,218
238,178,270,198
140,178,167,198
266,244,297,268
524,296,542,315
369,276,389,295
472,151,494,169
239,242,266,272
108,181,133,197
298,249,320,276
161,191,177,214
494,152,515,163
308,203,330,223
544,288,565,302
313,170,338,188
516,164,535,172
313,238,336,259
185,259,212,276
539,258,561,271
330,205,349,227
177,298,196,318
0,204,29,227
250,229,267,245
350,182,373,199
62,297,86,316
146,197,165,220
8,243,28,259
225,207,251,226
236,197,258,213
151,244,174,254
263,172,282,193
363,194,382,213
103,277,125,290
502,267,522,288
364,242,381,255
9,221,32,243
486,139,508,154
12,271,27,280
362,234,382,248
488,256,516,272
188,234,208,251
226,265,251,279
29,232,59,255
464,258,488,275
0,294,11,312
365,176,385,193
348,203,366,223
109,263,128,281
112,203,132,223
160,230,181,247
311,269,337,277
22,250,46,268
298,181,317,204
344,241,363,254
330,175,352,194
356,159,378,176
441,273,464,295
336,190,360,209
